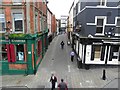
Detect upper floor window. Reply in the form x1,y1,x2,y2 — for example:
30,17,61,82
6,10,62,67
12,0,22,5
35,13,38,33
96,18,105,34
115,18,120,35
0,0,2,5
118,1,120,6
99,0,107,6
116,18,120,26
13,13,23,32
0,14,5,32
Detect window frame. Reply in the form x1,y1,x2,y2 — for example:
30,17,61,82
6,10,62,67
0,44,8,61
12,0,22,5
115,17,120,36
0,13,6,33
95,16,106,36
98,0,107,6
15,44,25,61
35,12,38,33
118,1,120,7
109,46,120,61
0,0,2,5
12,10,24,33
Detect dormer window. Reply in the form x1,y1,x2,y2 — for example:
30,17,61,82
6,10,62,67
118,1,120,7
99,0,107,6
12,0,22,5
115,18,120,36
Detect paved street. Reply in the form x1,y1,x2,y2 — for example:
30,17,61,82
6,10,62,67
1,34,120,89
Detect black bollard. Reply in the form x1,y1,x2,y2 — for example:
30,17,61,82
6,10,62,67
102,69,106,80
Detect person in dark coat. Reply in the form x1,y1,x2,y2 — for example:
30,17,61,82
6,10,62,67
60,41,65,49
50,74,57,90
58,79,68,90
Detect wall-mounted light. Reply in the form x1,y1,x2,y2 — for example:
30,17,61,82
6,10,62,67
105,28,115,37
7,21,11,23
4,32,10,40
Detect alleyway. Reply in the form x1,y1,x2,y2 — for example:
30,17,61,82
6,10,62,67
1,34,119,89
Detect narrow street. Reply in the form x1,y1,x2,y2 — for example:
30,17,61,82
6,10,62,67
1,34,119,89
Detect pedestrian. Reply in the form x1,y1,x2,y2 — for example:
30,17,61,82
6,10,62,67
70,50,75,62
50,74,57,90
60,41,65,49
58,79,68,90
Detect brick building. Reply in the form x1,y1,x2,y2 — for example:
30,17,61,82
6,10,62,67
47,8,57,43
0,0,48,75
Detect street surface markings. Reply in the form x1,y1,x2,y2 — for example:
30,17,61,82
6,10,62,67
80,82,83,87
16,80,21,84
50,59,54,66
68,65,71,72
85,80,95,88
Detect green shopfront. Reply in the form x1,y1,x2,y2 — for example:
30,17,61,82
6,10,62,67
0,32,48,75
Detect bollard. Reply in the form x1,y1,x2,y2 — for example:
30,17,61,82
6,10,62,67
102,69,106,80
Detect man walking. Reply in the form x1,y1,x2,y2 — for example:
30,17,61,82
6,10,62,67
50,74,57,90
58,79,68,90
70,50,75,62
60,41,65,49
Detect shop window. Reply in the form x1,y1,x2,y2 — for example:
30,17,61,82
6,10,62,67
112,46,119,59
13,13,23,32
0,14,5,32
91,45,102,60
94,46,101,59
16,44,24,61
0,44,7,60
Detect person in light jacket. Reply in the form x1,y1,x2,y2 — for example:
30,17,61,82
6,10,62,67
70,50,75,62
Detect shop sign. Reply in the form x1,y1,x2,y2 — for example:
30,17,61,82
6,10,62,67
11,40,25,43
0,40,9,43
93,42,103,45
